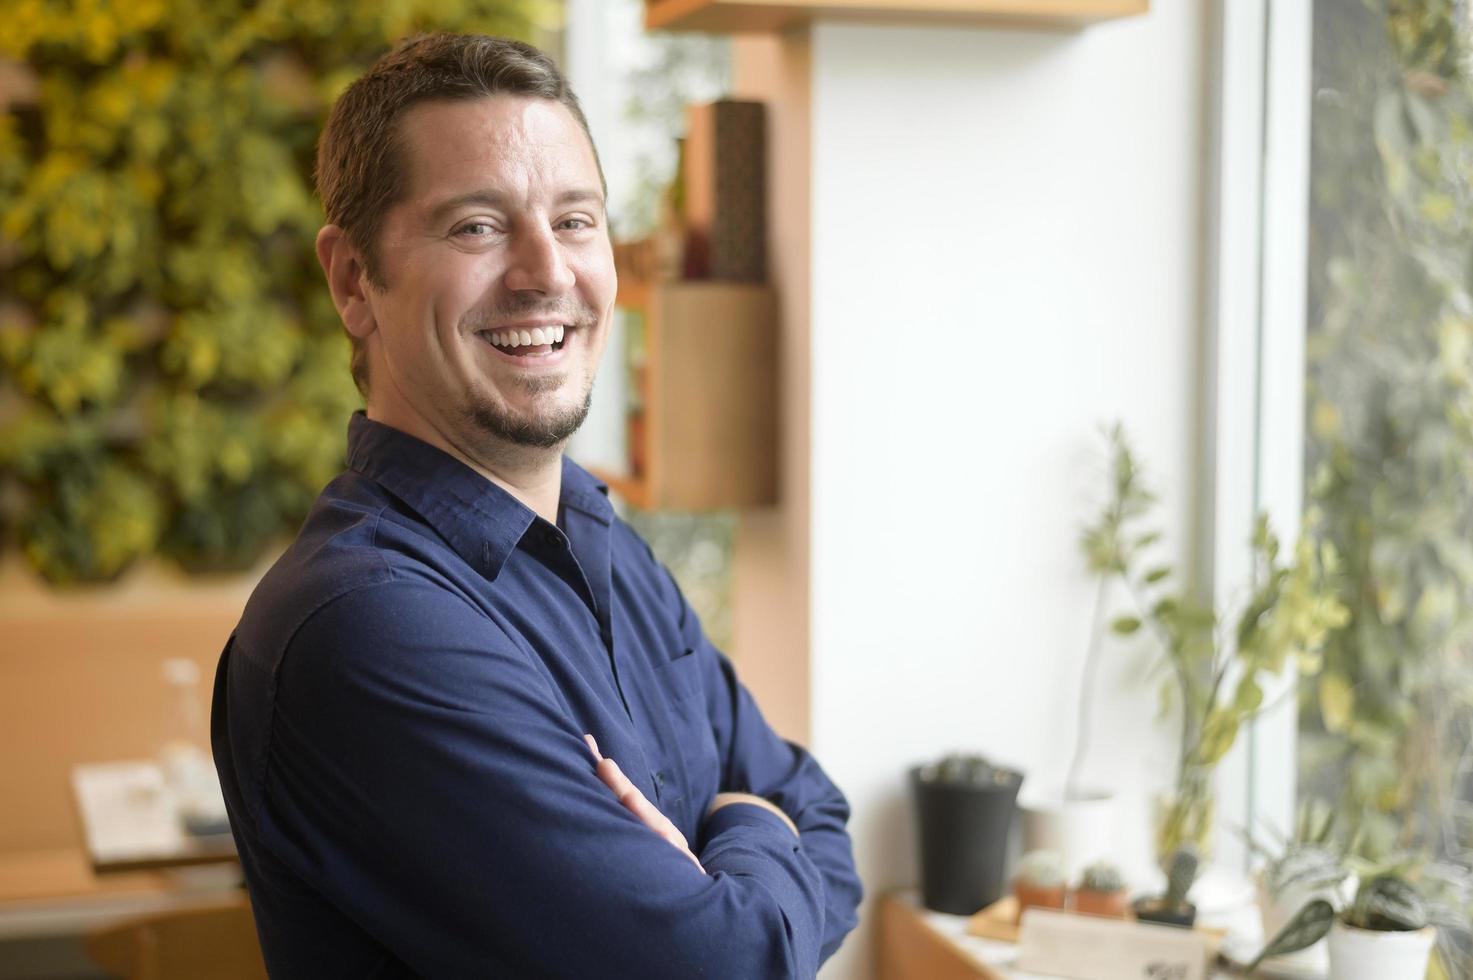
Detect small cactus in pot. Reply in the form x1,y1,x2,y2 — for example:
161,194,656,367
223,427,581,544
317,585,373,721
1013,850,1068,923
1133,845,1199,927
1074,860,1130,919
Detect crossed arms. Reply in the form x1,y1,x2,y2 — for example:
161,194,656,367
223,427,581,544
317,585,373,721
251,576,862,978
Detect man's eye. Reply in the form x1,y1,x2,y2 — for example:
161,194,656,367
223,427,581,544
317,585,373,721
559,217,592,231
454,222,495,237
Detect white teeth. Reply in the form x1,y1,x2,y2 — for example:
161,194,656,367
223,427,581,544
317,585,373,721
486,326,569,350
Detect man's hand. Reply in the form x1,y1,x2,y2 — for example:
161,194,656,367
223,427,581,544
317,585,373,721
584,734,705,873
707,792,799,838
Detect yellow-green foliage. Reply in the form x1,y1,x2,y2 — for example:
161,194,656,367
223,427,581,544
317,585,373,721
0,0,556,583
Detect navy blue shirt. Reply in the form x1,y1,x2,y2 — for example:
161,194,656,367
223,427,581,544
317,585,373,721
211,413,861,978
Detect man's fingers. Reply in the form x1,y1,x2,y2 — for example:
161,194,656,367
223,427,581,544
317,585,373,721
588,748,705,872
597,758,669,828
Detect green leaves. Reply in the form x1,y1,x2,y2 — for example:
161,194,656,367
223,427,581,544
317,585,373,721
1319,672,1355,734
1110,616,1142,636
1246,899,1336,972
1080,423,1346,861
1346,875,1430,932
0,0,547,581
1302,0,1473,907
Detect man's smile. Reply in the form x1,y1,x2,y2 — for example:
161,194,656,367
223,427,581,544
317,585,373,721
475,322,580,367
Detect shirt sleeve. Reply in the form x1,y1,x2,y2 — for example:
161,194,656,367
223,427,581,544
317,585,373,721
661,567,865,968
252,576,828,979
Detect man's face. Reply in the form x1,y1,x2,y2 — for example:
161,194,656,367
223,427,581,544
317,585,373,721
363,95,615,452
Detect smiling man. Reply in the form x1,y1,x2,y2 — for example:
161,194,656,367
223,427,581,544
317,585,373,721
210,32,861,980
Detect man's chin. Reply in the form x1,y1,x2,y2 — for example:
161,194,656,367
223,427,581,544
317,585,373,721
465,396,591,451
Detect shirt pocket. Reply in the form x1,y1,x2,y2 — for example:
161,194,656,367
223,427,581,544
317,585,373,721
657,647,705,702
653,649,721,824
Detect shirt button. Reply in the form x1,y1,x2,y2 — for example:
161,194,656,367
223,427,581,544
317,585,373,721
542,529,562,548
654,771,666,789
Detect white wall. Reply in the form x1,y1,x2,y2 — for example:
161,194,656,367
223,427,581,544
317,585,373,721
805,9,1207,978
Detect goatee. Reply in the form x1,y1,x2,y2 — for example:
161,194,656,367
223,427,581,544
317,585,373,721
464,388,593,450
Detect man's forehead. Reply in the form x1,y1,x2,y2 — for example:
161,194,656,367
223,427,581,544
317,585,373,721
395,95,601,207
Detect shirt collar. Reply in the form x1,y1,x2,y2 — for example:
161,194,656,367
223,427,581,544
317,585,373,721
344,412,612,581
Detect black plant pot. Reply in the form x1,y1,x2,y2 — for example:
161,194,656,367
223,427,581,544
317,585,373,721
909,764,1023,915
1132,897,1197,929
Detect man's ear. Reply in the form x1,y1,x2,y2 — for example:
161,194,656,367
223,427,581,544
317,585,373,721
315,225,378,341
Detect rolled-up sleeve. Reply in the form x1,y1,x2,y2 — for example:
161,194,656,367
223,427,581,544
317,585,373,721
252,576,843,979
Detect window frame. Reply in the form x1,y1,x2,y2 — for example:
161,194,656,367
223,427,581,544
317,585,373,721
1203,0,1313,872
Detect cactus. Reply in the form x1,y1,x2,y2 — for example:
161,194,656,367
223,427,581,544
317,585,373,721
1080,861,1126,894
1017,851,1067,888
1162,845,1200,909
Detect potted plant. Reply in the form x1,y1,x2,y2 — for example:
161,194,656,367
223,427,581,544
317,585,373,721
1248,875,1436,980
909,753,1024,915
1080,425,1348,860
1013,850,1067,922
1074,860,1129,918
1132,845,1199,928
1245,800,1352,974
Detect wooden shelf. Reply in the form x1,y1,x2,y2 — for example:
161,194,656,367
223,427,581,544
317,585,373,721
646,0,1148,33
594,260,778,511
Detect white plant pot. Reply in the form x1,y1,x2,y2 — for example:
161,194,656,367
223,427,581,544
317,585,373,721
1327,920,1435,980
1255,871,1350,976
1018,789,1117,885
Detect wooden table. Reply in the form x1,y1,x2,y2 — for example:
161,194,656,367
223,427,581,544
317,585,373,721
878,891,1241,980
70,761,235,874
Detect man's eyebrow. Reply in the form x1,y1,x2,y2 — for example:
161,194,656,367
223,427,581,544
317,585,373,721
425,189,606,222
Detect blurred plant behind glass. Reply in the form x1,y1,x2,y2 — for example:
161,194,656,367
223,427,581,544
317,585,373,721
1301,0,1473,962
0,0,557,583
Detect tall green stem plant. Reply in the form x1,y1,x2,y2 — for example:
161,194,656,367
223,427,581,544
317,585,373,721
1079,426,1348,860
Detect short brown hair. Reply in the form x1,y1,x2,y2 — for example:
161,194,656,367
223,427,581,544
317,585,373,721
315,33,605,395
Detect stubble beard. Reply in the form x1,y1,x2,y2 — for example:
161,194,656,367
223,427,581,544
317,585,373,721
463,371,594,450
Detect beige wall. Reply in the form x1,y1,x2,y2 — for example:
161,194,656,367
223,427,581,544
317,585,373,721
0,559,257,856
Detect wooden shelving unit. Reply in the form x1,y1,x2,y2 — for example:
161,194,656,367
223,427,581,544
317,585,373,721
593,243,778,511
646,0,1148,33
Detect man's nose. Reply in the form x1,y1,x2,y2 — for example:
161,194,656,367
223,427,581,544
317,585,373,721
504,224,575,294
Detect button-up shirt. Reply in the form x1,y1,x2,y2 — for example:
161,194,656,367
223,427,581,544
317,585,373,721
211,413,862,978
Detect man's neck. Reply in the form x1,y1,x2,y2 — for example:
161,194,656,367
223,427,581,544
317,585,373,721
365,405,564,525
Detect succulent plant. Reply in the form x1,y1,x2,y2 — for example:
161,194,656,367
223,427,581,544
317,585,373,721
918,753,1019,788
1162,845,1200,910
1080,861,1126,894
1016,850,1067,889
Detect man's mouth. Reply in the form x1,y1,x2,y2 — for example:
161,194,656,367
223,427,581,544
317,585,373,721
477,325,569,358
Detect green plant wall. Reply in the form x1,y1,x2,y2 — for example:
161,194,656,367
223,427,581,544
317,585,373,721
0,0,556,583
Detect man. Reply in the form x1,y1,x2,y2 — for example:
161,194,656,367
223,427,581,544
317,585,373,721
211,32,862,979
